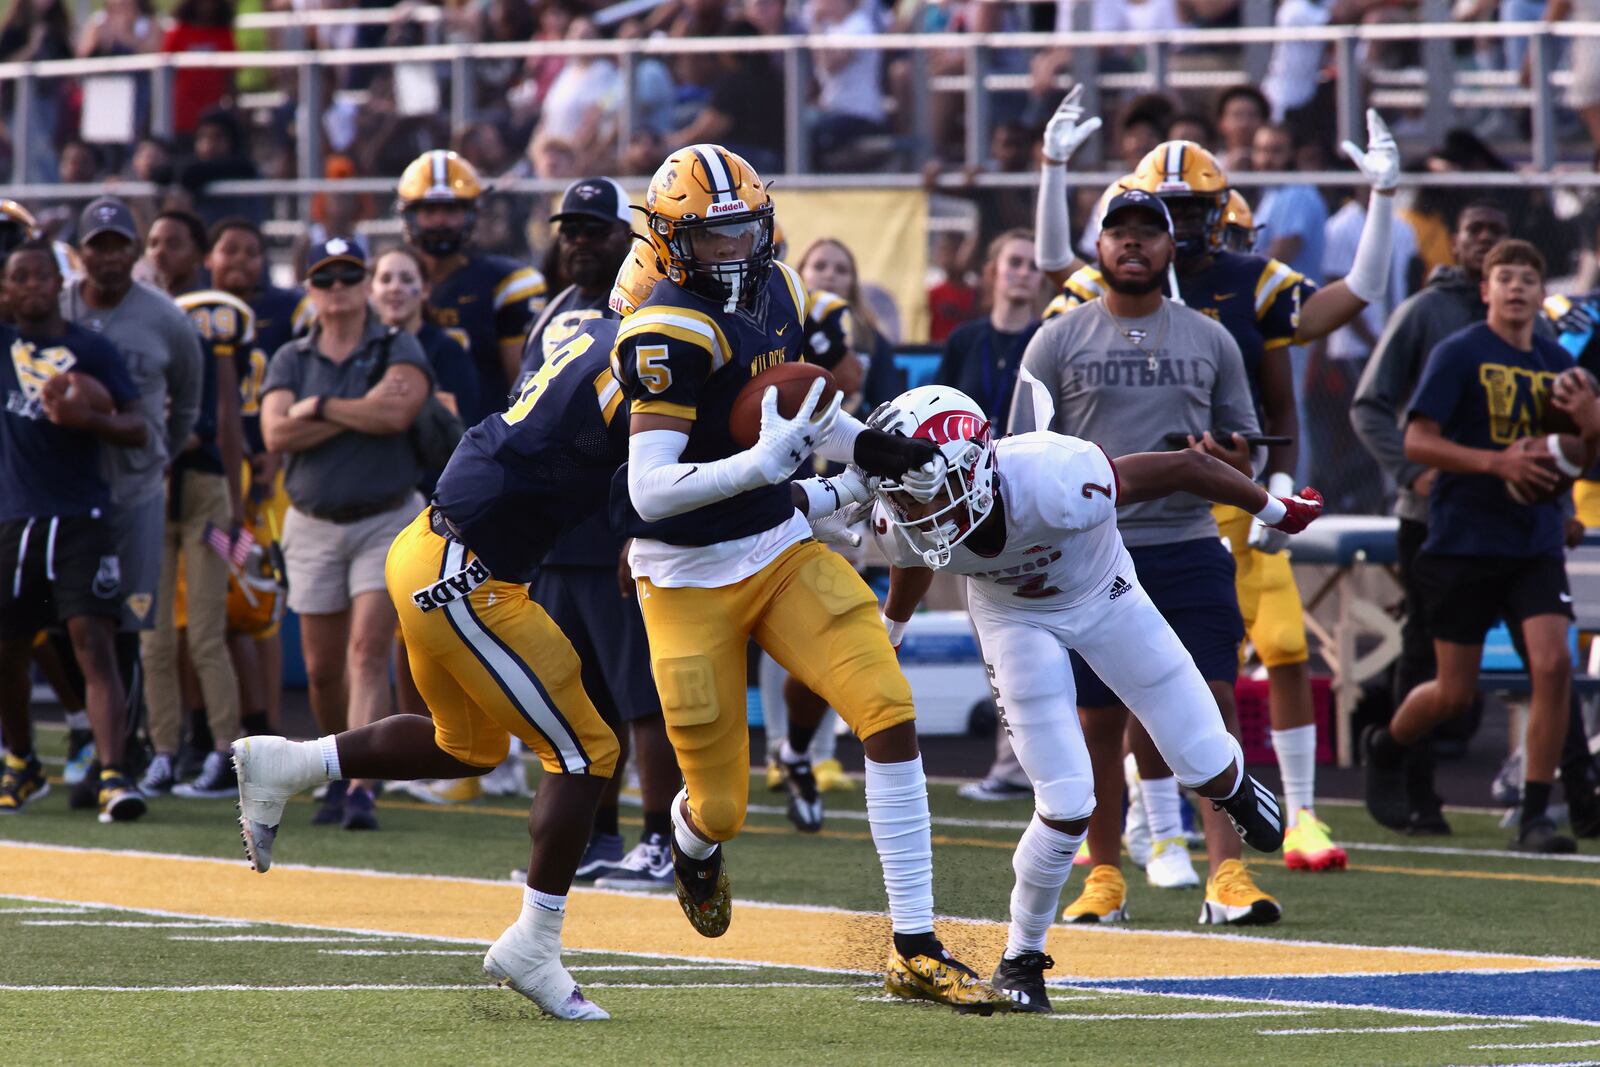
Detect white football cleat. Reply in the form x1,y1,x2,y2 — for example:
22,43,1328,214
1122,754,1152,867
484,923,609,1021
231,736,323,873
480,742,533,797
1144,835,1201,889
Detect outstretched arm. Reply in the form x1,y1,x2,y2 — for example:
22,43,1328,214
1035,86,1101,289
1113,449,1322,532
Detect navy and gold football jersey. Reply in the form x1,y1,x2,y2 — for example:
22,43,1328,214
427,254,548,416
243,285,311,454
803,288,852,371
176,289,255,473
611,261,809,547
431,318,626,584
1044,250,1313,397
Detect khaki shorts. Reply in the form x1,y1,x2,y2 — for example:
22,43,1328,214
282,494,421,616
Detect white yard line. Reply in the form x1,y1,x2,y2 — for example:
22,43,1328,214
22,920,250,928
1047,1010,1308,1021
0,981,869,993
1261,1023,1528,1035
1472,1040,1600,1050
170,935,428,943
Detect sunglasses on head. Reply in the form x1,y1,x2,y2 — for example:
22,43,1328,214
309,262,367,289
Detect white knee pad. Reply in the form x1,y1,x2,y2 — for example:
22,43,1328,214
1033,773,1096,823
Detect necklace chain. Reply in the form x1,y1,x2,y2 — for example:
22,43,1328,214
1099,299,1170,370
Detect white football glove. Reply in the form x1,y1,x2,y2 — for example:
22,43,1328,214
1246,473,1297,554
810,499,872,548
750,378,842,485
1339,108,1400,193
897,454,949,503
1042,84,1103,166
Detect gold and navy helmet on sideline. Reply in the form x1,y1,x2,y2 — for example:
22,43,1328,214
1221,189,1256,253
643,143,775,310
1129,140,1229,260
0,199,38,259
609,239,667,317
396,150,484,258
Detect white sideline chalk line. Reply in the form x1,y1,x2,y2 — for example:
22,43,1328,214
1047,1010,1307,1021
1473,1040,1600,1050
0,981,869,993
22,920,251,928
1261,1022,1527,1035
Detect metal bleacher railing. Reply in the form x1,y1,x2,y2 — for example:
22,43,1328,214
5,10,1600,208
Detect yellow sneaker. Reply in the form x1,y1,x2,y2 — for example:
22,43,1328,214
398,777,482,805
885,946,1012,1015
1284,810,1348,872
1199,859,1281,926
764,760,784,791
813,758,856,792
1062,865,1128,923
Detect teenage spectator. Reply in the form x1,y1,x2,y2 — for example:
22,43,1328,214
797,236,905,408
163,0,237,140
370,245,480,429
0,0,75,183
808,0,886,168
1365,240,1586,854
532,18,620,170
64,197,205,761
176,108,262,229
935,229,1043,436
259,238,432,832
926,231,979,343
138,209,247,799
0,240,148,820
1214,85,1269,173
1252,122,1328,285
665,22,784,175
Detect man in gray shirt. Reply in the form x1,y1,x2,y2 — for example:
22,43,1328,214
1007,191,1283,929
64,196,204,638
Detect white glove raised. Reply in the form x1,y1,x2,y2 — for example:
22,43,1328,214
897,454,949,503
809,499,872,548
1042,84,1103,166
750,378,842,485
1339,108,1400,193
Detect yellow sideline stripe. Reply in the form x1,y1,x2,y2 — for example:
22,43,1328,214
0,843,1587,982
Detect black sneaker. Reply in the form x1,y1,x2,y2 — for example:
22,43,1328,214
97,770,147,824
0,752,50,813
1362,726,1411,831
138,753,176,796
991,951,1054,1013
1565,776,1600,838
173,750,238,799
342,785,378,830
70,760,102,810
781,757,823,833
573,831,625,884
1212,773,1285,853
311,779,347,825
1511,815,1577,854
670,835,731,938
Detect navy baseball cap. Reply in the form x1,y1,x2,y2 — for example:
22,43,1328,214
305,236,368,276
1101,189,1175,234
79,196,139,243
550,177,631,227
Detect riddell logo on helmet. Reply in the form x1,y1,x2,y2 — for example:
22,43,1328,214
915,411,985,444
706,200,749,217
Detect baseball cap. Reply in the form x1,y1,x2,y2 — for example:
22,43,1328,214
1101,189,1175,234
79,196,139,244
550,177,631,227
304,236,368,276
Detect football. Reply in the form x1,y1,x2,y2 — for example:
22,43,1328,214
43,370,114,414
1545,367,1600,435
1503,433,1585,505
728,362,838,448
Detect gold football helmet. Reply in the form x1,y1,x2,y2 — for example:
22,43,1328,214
1221,190,1256,253
0,199,38,258
1129,140,1230,259
643,143,774,309
396,150,484,257
609,240,667,316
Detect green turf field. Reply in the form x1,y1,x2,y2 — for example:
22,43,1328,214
4,725,1599,1066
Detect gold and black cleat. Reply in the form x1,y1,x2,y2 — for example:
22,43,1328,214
670,835,731,938
885,945,1012,1015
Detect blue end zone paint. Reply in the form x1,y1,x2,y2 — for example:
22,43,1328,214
1080,969,1600,1025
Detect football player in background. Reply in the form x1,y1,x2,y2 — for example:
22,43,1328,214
1032,100,1401,885
614,144,1008,1011
398,150,547,417
867,384,1317,1011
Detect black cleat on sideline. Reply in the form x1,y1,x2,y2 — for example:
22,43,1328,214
1212,773,1284,853
991,951,1054,1013
1511,816,1578,854
1362,726,1411,831
781,757,823,833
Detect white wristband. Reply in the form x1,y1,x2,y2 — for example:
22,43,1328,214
1550,434,1584,479
882,613,907,647
1255,494,1288,526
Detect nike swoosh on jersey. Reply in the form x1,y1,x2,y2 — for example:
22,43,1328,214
1213,293,1237,302
776,324,788,335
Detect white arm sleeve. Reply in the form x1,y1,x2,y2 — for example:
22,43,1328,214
627,429,766,522
813,408,865,463
1035,162,1074,273
1341,191,1395,305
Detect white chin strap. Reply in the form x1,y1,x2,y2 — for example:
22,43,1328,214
723,270,742,314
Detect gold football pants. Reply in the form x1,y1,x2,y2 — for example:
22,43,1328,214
1214,503,1309,668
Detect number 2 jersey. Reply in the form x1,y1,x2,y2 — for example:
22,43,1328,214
610,262,811,584
870,432,1131,613
430,319,626,584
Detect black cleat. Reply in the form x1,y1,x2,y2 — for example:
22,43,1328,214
1362,726,1411,831
1511,816,1577,854
781,757,823,833
1212,773,1284,853
670,836,731,938
991,951,1054,1013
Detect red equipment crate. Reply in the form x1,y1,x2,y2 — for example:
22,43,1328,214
1235,675,1336,766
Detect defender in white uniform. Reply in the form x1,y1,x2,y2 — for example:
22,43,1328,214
863,385,1322,1013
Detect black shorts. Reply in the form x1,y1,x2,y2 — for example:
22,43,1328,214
528,565,662,725
0,513,122,640
1414,552,1573,646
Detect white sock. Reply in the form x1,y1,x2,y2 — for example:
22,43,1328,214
811,709,839,763
670,786,717,860
1271,724,1317,825
64,709,89,730
516,886,567,955
757,653,787,760
778,739,804,766
864,755,935,935
318,735,341,781
1005,815,1084,957
1143,775,1183,843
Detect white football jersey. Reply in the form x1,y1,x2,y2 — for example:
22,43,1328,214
872,431,1132,611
